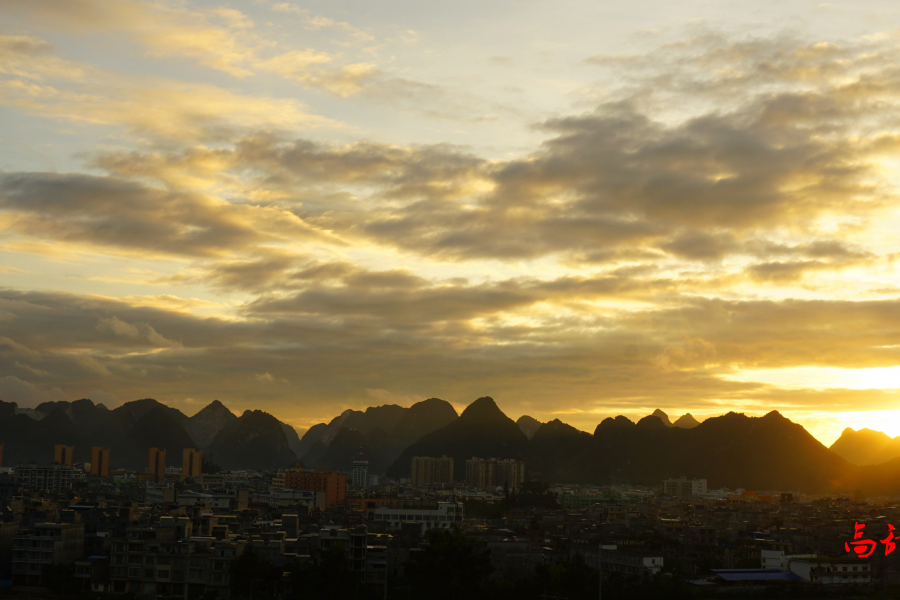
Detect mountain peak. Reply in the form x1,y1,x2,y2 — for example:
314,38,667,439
673,413,700,429
651,409,673,427
517,415,543,439
460,396,506,421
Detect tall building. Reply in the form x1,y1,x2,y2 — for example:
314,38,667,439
15,464,75,493
283,469,347,507
90,447,110,477
465,457,525,489
662,477,707,497
351,450,368,488
182,448,202,479
410,456,455,486
54,444,74,468
147,448,166,477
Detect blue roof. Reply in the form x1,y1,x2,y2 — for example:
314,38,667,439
712,569,802,582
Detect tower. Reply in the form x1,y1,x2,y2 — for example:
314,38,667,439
54,445,74,468
351,449,369,488
181,448,202,479
148,447,166,477
90,447,110,477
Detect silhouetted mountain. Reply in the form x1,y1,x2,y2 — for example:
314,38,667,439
517,416,543,439
392,399,459,447
209,410,297,471
185,400,237,450
112,399,190,429
388,397,528,480
0,412,87,465
296,423,328,459
830,427,900,466
526,419,592,482
584,410,858,492
0,401,18,420
673,413,700,429
651,409,673,427
298,399,458,474
281,423,303,457
9,394,900,494
67,399,111,435
87,404,196,470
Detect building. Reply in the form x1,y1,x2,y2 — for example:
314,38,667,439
569,545,662,576
11,523,85,585
145,486,176,505
181,448,202,479
250,489,327,510
0,443,4,468
372,502,464,533
283,469,347,507
15,463,75,493
662,477,707,497
351,451,369,488
410,456,454,486
147,448,166,477
109,519,245,598
465,458,525,489
90,447,110,477
789,557,871,584
54,444,75,468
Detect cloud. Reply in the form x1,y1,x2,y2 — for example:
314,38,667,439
97,316,181,348
0,171,339,258
0,375,67,407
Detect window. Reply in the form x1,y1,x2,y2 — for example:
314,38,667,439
128,568,141,578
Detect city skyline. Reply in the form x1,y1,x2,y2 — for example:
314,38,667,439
5,0,900,446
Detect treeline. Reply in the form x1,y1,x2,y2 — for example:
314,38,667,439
227,529,696,600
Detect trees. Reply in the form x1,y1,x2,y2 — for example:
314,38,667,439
406,528,494,600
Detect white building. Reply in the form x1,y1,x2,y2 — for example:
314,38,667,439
662,477,707,497
372,502,464,533
789,557,871,584
352,452,369,488
761,550,817,570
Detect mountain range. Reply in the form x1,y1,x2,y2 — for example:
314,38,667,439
6,394,900,495
0,397,301,471
829,427,900,466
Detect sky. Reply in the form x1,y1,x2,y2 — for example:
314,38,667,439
3,0,900,445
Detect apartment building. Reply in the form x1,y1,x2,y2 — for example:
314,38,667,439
410,456,454,486
15,464,75,493
109,518,245,598
181,449,202,480
662,477,707,497
465,458,525,490
372,502,464,533
11,523,85,585
53,445,74,468
147,448,166,477
90,447,110,477
283,469,347,507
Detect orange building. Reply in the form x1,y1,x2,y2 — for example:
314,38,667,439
90,447,110,477
182,448,202,479
283,469,347,507
54,445,74,467
0,443,4,468
147,448,166,476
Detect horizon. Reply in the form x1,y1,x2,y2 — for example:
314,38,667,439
5,0,900,450
10,393,883,448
